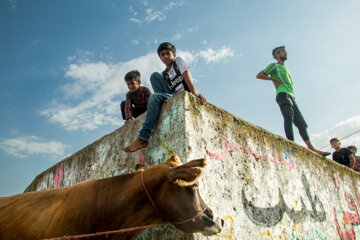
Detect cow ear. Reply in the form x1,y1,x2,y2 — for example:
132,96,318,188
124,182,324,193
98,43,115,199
165,155,181,167
170,158,206,186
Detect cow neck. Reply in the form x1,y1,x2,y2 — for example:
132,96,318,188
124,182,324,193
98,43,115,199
140,170,163,219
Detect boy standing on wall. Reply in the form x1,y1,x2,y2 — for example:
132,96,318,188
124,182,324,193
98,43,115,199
120,70,151,124
330,138,355,169
256,46,330,157
123,42,207,153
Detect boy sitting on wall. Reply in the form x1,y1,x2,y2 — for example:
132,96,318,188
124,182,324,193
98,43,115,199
120,70,151,125
123,42,207,152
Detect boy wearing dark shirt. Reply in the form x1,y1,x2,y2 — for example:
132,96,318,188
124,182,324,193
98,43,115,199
330,138,355,168
120,70,151,125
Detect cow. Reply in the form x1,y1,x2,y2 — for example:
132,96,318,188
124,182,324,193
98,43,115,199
0,155,223,240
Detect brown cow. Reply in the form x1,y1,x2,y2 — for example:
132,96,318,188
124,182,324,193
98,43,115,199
0,155,222,240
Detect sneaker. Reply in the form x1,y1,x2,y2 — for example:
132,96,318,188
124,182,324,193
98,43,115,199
319,151,331,157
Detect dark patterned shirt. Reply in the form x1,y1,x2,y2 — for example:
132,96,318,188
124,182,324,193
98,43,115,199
353,156,360,172
124,86,151,120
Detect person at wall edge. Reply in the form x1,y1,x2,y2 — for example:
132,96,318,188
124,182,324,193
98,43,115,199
256,46,330,157
347,145,360,171
330,138,355,168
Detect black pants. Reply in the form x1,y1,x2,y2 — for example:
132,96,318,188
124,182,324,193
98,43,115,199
276,92,309,141
120,101,144,120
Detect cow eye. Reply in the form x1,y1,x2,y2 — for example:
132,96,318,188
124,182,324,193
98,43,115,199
191,183,199,190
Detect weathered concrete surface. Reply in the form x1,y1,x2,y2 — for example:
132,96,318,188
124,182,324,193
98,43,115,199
26,91,360,240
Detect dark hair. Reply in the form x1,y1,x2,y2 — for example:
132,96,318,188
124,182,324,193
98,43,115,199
330,137,340,143
157,42,176,56
124,70,141,82
272,45,285,59
348,145,357,152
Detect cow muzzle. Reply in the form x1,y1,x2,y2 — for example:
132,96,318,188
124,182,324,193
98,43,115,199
201,216,223,236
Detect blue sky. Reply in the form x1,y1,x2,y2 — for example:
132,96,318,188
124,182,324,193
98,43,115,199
1,0,360,196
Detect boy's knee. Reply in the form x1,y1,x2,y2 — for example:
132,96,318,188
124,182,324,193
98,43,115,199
280,105,294,119
150,72,162,81
148,93,161,103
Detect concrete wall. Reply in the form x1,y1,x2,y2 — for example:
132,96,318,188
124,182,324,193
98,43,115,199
26,91,360,240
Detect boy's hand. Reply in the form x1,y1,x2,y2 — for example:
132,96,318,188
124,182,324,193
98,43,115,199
197,94,207,105
274,79,282,89
125,119,133,124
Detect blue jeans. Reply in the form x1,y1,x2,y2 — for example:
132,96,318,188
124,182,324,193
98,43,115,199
138,72,175,141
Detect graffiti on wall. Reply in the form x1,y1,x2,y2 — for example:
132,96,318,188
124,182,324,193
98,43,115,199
242,171,326,227
215,216,234,240
205,134,294,169
54,162,64,189
332,177,360,240
157,137,173,163
258,222,327,240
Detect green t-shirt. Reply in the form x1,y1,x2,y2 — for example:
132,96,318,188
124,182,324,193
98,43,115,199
263,63,295,98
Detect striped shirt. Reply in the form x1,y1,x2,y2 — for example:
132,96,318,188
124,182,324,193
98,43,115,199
263,63,295,98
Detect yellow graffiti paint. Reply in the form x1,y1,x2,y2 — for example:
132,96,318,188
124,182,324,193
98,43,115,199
157,138,173,162
260,230,274,240
292,200,306,240
282,219,288,240
215,216,233,240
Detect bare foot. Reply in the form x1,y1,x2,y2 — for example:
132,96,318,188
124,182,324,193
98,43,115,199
123,138,148,153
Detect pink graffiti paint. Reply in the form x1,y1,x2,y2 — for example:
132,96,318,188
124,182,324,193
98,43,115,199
344,192,359,225
54,162,64,189
205,136,243,161
205,148,228,161
353,183,360,208
333,192,359,240
332,174,340,189
138,150,147,166
205,134,293,169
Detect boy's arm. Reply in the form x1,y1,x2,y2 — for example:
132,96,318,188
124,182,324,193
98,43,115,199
349,154,355,169
124,95,134,124
144,87,151,104
182,70,207,105
256,71,282,88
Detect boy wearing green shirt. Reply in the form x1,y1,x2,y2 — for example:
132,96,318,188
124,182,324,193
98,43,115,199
256,46,330,157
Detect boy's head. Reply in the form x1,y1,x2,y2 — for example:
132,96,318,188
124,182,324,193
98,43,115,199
124,70,141,93
157,42,176,56
330,137,341,149
348,145,357,155
157,42,177,67
272,45,287,61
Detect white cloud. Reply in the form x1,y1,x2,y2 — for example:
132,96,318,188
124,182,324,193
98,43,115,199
40,52,165,131
199,47,235,64
129,1,184,24
41,46,235,131
171,28,198,41
0,136,67,159
129,18,142,23
172,33,183,41
131,40,140,45
311,116,360,152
